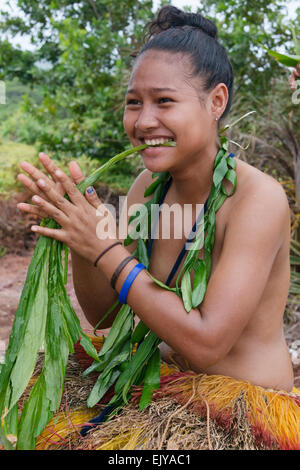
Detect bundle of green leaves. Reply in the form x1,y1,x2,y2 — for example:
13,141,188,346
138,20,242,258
0,141,174,450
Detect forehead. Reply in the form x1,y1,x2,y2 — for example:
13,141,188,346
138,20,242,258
127,50,196,94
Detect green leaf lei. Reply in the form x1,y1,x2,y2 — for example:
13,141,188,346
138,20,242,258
86,134,237,418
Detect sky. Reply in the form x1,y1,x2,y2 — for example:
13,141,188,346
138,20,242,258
1,0,299,51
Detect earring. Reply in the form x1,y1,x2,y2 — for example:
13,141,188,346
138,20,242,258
135,122,138,128
215,117,218,121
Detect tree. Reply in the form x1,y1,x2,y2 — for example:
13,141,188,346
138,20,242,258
0,0,154,160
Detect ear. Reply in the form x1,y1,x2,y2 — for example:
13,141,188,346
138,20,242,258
209,83,228,120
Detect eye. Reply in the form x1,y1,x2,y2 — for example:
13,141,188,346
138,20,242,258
126,99,140,106
158,97,172,104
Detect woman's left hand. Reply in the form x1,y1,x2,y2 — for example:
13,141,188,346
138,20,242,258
17,163,117,263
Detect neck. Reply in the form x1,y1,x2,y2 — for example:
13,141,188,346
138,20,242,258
169,144,219,205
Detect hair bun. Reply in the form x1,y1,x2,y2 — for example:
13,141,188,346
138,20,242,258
147,5,218,40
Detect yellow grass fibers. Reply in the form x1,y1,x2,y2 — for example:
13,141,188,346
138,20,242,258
158,373,300,450
35,408,100,450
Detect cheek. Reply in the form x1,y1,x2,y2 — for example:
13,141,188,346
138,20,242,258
123,111,134,137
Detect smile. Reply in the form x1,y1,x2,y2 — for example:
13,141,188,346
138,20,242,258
143,137,175,146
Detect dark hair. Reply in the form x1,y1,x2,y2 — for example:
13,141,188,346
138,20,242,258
135,6,233,119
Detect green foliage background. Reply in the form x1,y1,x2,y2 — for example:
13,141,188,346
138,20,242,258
0,0,299,214
0,0,299,188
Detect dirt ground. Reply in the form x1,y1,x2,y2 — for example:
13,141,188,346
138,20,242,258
0,251,102,354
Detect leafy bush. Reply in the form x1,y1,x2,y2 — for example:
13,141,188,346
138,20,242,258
0,140,141,198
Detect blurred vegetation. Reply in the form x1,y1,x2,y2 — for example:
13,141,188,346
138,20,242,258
0,0,299,317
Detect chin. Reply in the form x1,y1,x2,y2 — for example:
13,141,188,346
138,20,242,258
141,154,177,175
142,158,171,174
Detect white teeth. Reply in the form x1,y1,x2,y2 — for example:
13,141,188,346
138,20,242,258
145,138,173,146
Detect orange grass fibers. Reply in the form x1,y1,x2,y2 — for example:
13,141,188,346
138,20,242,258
137,372,300,450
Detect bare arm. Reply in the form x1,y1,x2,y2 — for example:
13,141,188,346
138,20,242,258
96,178,290,369
70,168,153,328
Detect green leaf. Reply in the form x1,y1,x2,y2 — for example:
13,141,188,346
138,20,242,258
137,238,149,268
213,155,228,187
145,271,177,292
267,49,300,67
139,348,161,411
17,373,52,450
181,269,193,312
191,259,207,308
227,156,236,170
143,179,161,197
79,333,100,362
221,169,237,197
63,244,69,285
9,258,48,411
131,320,150,345
98,304,132,357
113,332,161,397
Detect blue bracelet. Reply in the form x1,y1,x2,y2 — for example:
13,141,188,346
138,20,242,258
118,262,146,304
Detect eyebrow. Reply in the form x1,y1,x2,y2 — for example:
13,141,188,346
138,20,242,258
126,87,177,95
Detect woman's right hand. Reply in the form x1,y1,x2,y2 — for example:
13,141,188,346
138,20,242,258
289,63,300,91
18,153,85,218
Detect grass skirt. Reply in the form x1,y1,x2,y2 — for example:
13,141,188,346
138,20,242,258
21,336,300,450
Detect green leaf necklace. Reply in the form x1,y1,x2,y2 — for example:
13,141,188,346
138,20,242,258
86,134,238,418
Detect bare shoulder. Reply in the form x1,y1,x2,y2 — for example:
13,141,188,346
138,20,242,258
235,159,290,215
229,159,290,242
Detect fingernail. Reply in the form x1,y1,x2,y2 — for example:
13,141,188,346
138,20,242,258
32,195,41,203
31,225,38,231
87,186,94,194
55,170,63,177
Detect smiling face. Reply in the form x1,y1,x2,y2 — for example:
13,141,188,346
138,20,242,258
123,50,227,175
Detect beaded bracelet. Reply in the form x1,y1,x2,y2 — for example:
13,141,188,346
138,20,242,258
118,263,146,304
110,255,138,290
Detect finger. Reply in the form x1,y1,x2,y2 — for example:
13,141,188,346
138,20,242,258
17,173,51,201
69,161,85,185
35,178,73,216
20,160,57,191
17,201,48,219
38,152,66,196
31,224,67,243
53,169,85,206
38,152,64,184
31,194,68,226
85,186,102,209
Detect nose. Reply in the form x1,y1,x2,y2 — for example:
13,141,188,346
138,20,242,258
135,105,159,131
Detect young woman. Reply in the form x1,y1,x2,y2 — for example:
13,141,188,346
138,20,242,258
17,6,299,449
